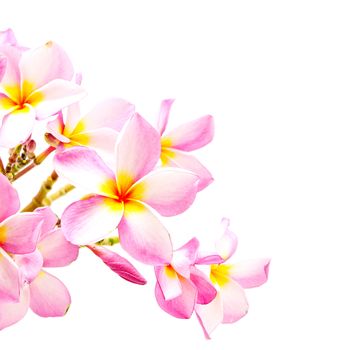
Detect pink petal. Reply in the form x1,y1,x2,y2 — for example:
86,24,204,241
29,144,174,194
38,229,79,267
54,147,118,198
87,245,146,285
162,115,214,151
0,105,35,148
73,98,134,133
29,270,71,317
0,93,17,118
19,41,74,93
46,112,71,143
195,253,224,265
229,258,270,288
155,275,197,319
171,237,199,278
115,114,161,195
161,148,213,191
62,102,81,135
0,55,6,81
0,173,20,222
69,128,118,155
61,195,123,245
155,265,182,300
0,29,17,45
0,248,20,302
15,250,43,283
118,200,172,265
220,279,249,323
127,168,199,217
190,267,217,305
195,293,223,339
0,285,30,330
34,207,58,239
0,212,42,254
215,217,238,261
0,45,21,100
157,99,174,135
27,79,86,120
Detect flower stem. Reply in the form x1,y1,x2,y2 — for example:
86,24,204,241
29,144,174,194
96,236,120,246
12,146,55,182
41,184,75,206
21,170,59,212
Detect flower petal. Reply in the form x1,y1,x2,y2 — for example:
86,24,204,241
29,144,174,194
118,200,172,265
0,45,21,100
27,79,86,120
34,207,58,239
0,29,17,45
155,265,182,300
220,279,249,323
216,218,238,261
0,285,30,331
0,248,20,302
115,114,161,195
157,99,174,135
161,148,213,191
190,267,217,305
229,258,270,288
15,250,43,283
155,275,197,319
61,195,123,245
87,245,146,285
38,229,79,267
29,270,71,317
0,92,17,118
46,112,71,143
195,292,223,339
0,55,6,81
0,173,19,222
0,212,42,254
63,102,81,135
162,115,214,151
54,146,118,198
72,98,134,134
0,105,35,148
127,168,199,217
172,237,199,278
19,41,74,93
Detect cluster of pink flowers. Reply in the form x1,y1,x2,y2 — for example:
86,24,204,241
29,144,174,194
0,28,269,338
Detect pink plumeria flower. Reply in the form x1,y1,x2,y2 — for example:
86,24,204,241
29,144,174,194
87,244,146,285
195,218,270,338
54,114,200,265
0,173,43,304
0,207,79,330
157,99,214,191
46,98,135,157
155,238,217,319
0,40,86,147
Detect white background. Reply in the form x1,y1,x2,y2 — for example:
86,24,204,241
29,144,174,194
1,1,350,349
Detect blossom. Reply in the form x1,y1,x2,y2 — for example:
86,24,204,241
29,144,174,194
0,40,86,147
157,99,214,191
0,28,17,46
0,207,79,330
54,114,200,265
46,98,134,157
87,244,146,285
195,218,270,338
155,238,217,319
0,173,43,304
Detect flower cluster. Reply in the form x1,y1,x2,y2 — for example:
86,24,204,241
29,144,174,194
0,28,269,338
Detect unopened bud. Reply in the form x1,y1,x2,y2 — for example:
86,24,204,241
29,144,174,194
44,133,60,148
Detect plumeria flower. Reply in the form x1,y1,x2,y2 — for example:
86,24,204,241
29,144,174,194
46,98,135,157
54,114,200,265
195,218,270,338
155,238,217,319
0,207,79,330
157,99,214,191
87,244,146,285
0,173,43,304
0,40,86,147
